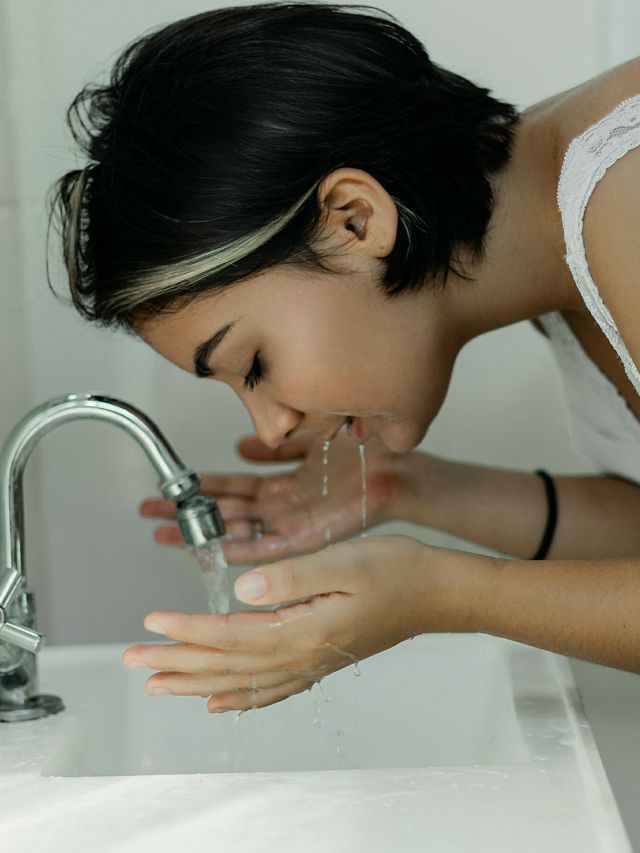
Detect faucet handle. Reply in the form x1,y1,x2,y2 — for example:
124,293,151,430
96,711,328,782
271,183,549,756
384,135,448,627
0,567,45,653
0,608,45,653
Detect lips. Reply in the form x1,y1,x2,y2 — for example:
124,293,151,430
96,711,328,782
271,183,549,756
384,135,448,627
324,415,367,443
324,417,349,442
347,416,364,442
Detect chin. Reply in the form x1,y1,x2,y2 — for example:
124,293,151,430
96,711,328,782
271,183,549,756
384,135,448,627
378,422,425,453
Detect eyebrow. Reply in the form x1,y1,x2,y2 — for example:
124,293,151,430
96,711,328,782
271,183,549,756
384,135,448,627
193,321,237,377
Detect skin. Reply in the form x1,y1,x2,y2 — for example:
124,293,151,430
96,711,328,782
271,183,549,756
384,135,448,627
137,115,579,455
123,59,640,712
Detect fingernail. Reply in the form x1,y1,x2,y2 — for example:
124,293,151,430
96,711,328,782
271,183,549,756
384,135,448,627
235,571,267,602
124,658,147,669
146,685,171,695
145,621,166,634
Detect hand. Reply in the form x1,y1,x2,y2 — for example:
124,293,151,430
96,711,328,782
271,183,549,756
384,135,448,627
139,430,417,564
122,535,475,713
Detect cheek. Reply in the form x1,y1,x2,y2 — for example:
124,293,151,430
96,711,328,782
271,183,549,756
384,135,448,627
276,350,354,408
274,326,365,397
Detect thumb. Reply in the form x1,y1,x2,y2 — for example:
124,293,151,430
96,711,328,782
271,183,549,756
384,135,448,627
234,548,344,606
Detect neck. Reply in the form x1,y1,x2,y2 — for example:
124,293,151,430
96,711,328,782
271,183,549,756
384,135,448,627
442,105,583,348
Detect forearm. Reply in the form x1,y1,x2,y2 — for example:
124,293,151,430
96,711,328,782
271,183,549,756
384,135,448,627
444,548,640,675
395,453,640,560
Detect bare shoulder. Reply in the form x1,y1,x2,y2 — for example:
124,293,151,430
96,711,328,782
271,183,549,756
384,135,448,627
579,59,640,364
549,56,640,152
581,142,640,369
529,58,640,359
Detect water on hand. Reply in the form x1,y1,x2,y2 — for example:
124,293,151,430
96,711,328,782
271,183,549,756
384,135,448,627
223,437,367,764
191,539,232,614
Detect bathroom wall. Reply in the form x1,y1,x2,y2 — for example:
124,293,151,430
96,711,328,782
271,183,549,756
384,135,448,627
2,0,604,642
2,0,639,844
0,0,46,593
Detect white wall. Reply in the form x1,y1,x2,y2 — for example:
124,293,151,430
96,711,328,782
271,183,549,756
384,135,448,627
2,0,603,644
3,0,639,843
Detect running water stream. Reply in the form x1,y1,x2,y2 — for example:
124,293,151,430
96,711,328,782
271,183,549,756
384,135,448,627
188,434,367,768
322,439,332,543
358,441,368,536
190,538,232,614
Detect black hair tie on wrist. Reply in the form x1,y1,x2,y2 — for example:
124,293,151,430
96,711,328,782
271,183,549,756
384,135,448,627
532,469,558,560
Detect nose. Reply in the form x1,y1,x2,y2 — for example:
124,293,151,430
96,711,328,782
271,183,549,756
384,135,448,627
246,397,304,449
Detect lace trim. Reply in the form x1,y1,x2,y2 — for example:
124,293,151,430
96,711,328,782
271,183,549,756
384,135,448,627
556,93,640,397
538,310,640,435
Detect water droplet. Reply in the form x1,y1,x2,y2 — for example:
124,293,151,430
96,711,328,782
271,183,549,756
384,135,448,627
251,676,258,713
315,678,331,703
322,439,330,497
311,683,322,727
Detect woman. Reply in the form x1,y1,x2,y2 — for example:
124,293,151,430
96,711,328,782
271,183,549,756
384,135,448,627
49,2,640,713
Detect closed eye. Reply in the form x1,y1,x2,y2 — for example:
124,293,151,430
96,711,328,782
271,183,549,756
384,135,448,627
244,352,264,391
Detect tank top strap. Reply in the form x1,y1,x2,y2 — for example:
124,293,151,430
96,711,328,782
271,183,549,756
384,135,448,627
556,92,640,397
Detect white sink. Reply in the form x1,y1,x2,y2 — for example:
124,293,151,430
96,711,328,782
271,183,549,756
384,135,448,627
0,633,632,852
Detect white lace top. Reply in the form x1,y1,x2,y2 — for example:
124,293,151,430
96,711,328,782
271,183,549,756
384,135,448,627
536,93,640,484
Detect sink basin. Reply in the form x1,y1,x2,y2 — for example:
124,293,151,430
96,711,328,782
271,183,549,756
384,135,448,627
0,633,632,852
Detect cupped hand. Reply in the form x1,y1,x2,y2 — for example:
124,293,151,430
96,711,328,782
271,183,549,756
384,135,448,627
122,534,465,713
140,430,411,564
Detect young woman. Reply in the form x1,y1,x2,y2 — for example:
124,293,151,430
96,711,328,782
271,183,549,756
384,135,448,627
49,3,640,713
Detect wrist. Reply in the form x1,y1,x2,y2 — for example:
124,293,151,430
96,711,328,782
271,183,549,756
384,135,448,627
388,451,453,526
418,543,498,634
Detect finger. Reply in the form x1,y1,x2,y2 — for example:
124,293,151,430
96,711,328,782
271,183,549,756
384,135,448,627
221,533,322,565
153,524,184,546
215,496,258,520
140,494,256,521
233,543,356,606
151,524,308,560
223,518,275,540
145,666,305,699
140,499,177,520
143,609,284,653
236,433,314,462
199,473,261,499
208,677,314,712
142,498,259,536
123,641,248,674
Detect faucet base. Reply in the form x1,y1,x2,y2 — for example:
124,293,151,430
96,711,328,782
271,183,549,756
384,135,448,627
0,693,64,722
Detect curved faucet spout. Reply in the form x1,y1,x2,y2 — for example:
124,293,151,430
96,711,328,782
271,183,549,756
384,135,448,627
0,393,225,655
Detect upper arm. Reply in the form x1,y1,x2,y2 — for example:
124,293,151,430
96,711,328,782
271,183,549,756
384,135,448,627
582,144,640,373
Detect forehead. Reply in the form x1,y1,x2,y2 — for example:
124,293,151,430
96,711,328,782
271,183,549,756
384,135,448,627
134,269,285,368
136,288,231,368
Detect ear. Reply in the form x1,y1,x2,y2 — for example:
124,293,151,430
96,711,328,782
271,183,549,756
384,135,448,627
317,168,398,257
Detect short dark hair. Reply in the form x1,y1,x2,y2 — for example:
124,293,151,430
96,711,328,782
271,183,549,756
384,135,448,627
47,1,520,332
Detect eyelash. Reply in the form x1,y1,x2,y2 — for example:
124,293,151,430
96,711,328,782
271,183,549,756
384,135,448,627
243,352,264,391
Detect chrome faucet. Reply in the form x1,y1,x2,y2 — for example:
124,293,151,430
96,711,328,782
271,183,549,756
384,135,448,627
0,393,226,723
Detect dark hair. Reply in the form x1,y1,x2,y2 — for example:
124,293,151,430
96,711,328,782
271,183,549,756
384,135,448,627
47,1,520,332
